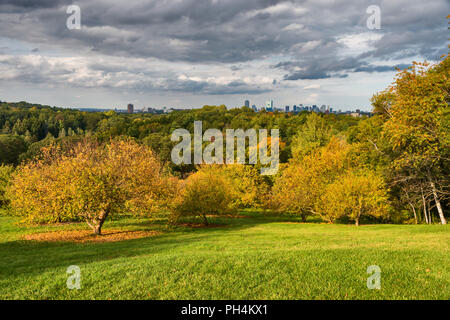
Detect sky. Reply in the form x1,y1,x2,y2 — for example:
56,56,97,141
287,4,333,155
0,0,448,112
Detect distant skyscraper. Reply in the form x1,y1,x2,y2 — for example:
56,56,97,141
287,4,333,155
127,104,134,114
266,100,274,111
252,105,257,112
285,106,290,112
244,100,250,108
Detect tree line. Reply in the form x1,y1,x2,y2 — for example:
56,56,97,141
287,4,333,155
0,55,448,231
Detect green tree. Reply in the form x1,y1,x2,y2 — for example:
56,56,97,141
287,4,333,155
291,113,333,160
0,135,27,165
0,165,14,207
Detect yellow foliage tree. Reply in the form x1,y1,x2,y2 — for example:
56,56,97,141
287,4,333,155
172,166,238,225
271,137,349,221
219,165,269,208
380,57,449,225
317,170,390,226
8,139,173,234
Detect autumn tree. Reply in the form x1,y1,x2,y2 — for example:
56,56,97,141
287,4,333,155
8,139,172,234
380,56,449,224
271,137,349,221
218,165,269,208
317,170,390,226
172,166,237,225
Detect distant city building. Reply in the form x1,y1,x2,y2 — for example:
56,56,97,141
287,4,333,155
252,105,258,112
147,107,164,114
265,100,274,111
244,100,250,108
127,104,134,114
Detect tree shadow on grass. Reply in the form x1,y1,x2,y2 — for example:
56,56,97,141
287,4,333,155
0,214,323,280
0,231,217,279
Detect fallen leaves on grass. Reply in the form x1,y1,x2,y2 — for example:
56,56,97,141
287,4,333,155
23,229,161,243
175,223,224,228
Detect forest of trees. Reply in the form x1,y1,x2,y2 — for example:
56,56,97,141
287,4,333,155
0,55,448,231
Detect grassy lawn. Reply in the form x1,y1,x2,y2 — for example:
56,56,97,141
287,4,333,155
0,212,448,300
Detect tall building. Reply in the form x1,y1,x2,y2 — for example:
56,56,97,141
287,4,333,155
252,105,258,112
265,100,274,111
244,100,250,108
127,104,134,114
285,106,290,112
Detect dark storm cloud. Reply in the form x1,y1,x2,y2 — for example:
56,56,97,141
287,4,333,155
0,0,448,93
276,56,412,80
1,0,446,62
0,0,73,13
353,64,411,73
164,79,271,95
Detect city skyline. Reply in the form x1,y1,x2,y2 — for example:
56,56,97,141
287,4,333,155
0,1,448,111
106,99,370,116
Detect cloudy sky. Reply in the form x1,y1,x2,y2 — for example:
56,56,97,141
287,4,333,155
0,0,448,111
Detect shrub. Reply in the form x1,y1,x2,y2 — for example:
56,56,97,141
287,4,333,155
8,139,173,234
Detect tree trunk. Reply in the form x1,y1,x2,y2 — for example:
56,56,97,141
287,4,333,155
404,189,417,224
409,203,418,224
421,188,429,224
430,181,447,225
202,214,209,226
355,203,362,226
94,224,103,235
301,214,307,223
92,210,109,235
428,201,432,223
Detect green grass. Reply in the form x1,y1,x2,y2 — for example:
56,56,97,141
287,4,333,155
0,213,448,300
